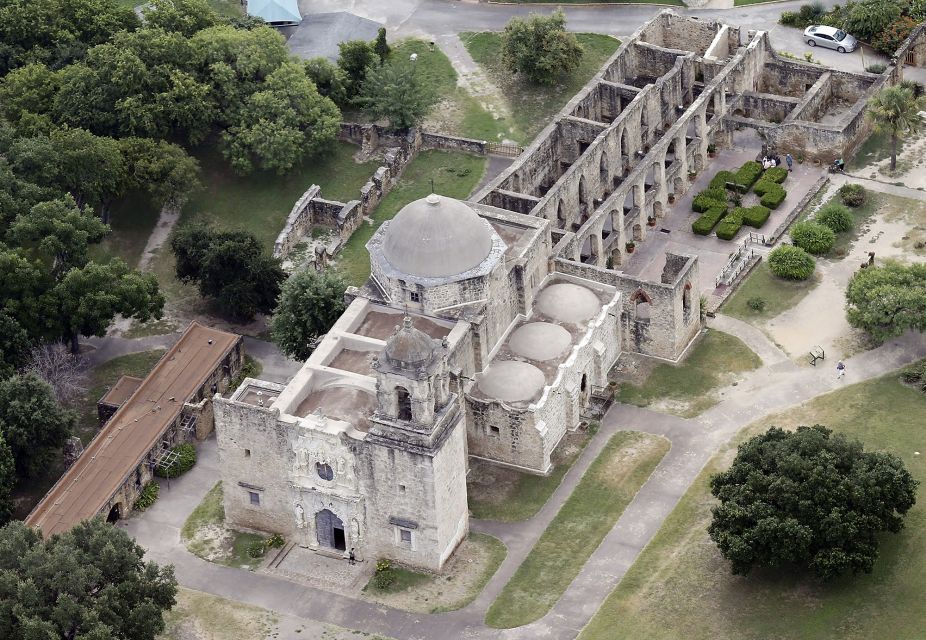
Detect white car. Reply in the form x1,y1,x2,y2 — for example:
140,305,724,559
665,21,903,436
804,25,858,53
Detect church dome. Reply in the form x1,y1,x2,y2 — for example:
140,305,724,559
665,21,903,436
381,194,494,278
384,316,436,369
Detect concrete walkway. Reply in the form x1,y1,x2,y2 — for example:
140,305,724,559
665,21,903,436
708,313,792,367
125,327,926,639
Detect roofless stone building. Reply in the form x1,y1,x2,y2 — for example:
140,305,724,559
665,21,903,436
213,10,887,572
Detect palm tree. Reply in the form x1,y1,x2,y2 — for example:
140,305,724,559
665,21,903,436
866,85,926,172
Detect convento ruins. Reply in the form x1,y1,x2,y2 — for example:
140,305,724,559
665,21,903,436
213,11,897,572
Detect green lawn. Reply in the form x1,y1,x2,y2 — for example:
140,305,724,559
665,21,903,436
469,430,593,522
616,329,762,418
485,432,670,628
182,481,270,569
721,261,818,322
460,33,621,144
733,0,780,5
93,191,162,268
335,150,487,286
580,371,926,640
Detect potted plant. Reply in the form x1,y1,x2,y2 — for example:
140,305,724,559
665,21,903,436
688,171,698,180
707,143,717,158
647,216,657,227
626,241,636,254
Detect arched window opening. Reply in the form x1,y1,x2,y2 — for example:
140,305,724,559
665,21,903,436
396,386,412,421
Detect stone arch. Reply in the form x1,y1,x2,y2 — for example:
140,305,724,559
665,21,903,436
611,246,623,267
315,508,347,551
396,386,411,421
633,223,643,241
107,503,122,524
620,128,630,167
578,175,589,218
631,288,652,322
673,176,684,196
653,200,663,219
599,151,609,194
602,211,614,239
557,199,567,228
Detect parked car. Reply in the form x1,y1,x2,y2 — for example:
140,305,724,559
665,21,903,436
803,25,858,53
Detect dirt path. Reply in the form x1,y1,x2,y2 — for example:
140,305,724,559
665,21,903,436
139,203,180,270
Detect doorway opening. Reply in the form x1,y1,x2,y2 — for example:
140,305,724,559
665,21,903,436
316,509,347,551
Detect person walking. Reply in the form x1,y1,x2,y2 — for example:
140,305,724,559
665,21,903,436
836,360,846,380
348,548,356,565
786,153,794,172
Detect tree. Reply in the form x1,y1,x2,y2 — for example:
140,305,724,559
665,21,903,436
170,223,286,321
0,312,32,378
271,269,347,361
844,0,901,43
25,343,88,405
709,425,918,579
767,245,815,280
0,249,59,344
0,373,75,478
866,85,926,172
118,137,201,208
304,57,348,105
337,39,376,98
358,58,437,129
502,10,584,85
143,0,219,36
871,16,917,56
0,517,177,640
54,259,165,353
0,63,59,124
374,27,391,65
222,61,340,174
0,435,13,526
845,261,926,341
8,196,109,276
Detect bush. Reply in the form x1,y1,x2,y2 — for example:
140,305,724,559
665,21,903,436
866,63,887,74
754,180,787,209
747,296,767,312
154,442,197,478
839,183,866,207
871,16,917,56
716,213,743,240
791,220,836,255
247,540,267,559
816,202,853,233
709,170,736,190
692,206,727,235
133,482,160,511
900,360,926,385
768,245,816,280
779,10,801,26
267,533,286,548
692,187,728,212
733,161,763,192
739,205,771,228
373,558,395,590
762,166,788,184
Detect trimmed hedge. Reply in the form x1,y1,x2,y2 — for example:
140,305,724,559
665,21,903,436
155,442,197,478
762,166,788,184
733,161,763,192
790,221,835,255
754,180,786,209
768,245,815,280
692,205,727,235
716,214,743,240
815,202,853,233
692,187,728,212
738,205,771,228
709,170,736,190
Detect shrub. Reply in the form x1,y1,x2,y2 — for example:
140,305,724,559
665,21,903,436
692,205,727,235
762,166,788,184
155,442,197,478
839,183,866,207
816,202,853,233
871,16,917,56
739,205,771,228
866,63,887,74
733,161,763,192
779,10,801,26
373,558,395,590
692,187,728,212
267,533,286,548
709,170,736,190
133,482,160,511
716,212,743,240
791,221,836,255
747,296,767,312
754,180,787,209
768,245,816,280
247,540,267,559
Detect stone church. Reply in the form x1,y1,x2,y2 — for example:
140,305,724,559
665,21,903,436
215,190,699,571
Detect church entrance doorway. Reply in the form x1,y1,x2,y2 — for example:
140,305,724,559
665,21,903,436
316,509,347,551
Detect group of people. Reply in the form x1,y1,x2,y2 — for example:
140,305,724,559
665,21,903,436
760,152,795,171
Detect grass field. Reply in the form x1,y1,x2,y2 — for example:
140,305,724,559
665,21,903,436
579,370,926,640
616,329,762,417
721,261,818,322
733,0,780,5
460,33,621,144
485,432,670,628
182,481,269,569
335,150,487,286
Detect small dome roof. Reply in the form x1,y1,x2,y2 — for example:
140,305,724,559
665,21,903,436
384,316,436,369
381,194,493,278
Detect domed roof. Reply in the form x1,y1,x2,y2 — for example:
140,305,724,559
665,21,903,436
383,316,436,369
381,194,494,278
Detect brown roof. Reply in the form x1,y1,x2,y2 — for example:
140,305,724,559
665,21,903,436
26,322,240,538
99,375,144,407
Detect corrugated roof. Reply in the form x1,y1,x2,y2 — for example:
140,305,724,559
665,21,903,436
248,0,301,24
26,322,241,538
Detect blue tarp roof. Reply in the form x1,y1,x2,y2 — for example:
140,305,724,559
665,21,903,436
248,0,301,25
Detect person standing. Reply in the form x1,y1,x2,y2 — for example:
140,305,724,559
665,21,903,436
348,548,356,565
786,153,794,172
836,361,846,380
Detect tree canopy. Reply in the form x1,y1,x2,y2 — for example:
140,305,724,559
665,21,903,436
709,425,917,579
358,58,437,130
502,10,584,85
271,268,347,361
0,517,177,639
845,261,926,341
867,85,926,171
